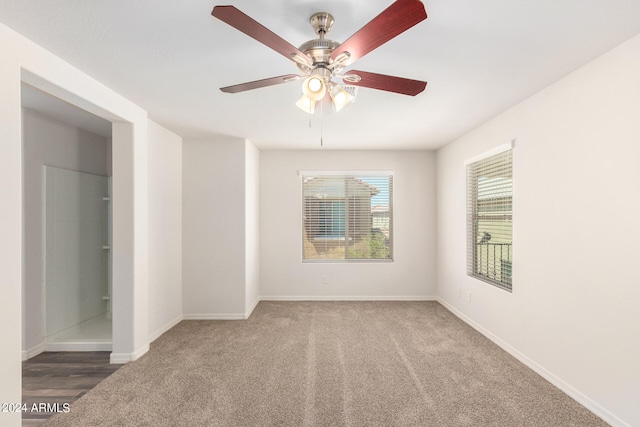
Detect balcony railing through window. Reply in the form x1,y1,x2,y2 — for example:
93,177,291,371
474,242,512,289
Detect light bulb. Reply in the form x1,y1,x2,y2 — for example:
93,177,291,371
302,76,326,101
308,77,322,93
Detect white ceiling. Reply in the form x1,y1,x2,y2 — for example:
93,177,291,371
2,0,640,150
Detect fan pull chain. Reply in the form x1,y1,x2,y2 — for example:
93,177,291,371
307,106,324,146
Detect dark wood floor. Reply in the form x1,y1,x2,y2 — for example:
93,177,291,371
22,352,122,426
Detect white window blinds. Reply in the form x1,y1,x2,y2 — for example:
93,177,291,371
301,173,393,262
466,148,513,291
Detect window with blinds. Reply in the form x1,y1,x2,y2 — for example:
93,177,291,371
301,173,393,262
467,148,513,291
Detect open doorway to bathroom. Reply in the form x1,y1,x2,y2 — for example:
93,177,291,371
21,82,113,358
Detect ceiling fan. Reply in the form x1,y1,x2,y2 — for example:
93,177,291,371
211,0,428,115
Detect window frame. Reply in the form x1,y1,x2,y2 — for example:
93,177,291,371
465,143,513,291
300,171,394,263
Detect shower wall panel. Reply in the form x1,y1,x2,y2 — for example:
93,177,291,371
44,166,109,338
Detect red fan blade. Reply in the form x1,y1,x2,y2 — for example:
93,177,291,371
331,0,427,66
220,74,301,93
212,6,311,66
344,70,426,96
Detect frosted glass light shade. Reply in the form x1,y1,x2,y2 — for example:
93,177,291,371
329,84,354,112
296,95,316,114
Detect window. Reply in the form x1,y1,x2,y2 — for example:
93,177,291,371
301,172,393,262
466,146,513,291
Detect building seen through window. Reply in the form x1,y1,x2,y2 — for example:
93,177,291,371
301,173,393,262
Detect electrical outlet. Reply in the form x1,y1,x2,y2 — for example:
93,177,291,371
321,275,328,284
467,290,472,303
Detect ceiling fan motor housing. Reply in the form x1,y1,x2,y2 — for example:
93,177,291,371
297,12,347,77
298,39,340,73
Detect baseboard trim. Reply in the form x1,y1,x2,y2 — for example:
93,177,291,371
149,314,184,344
109,344,149,364
184,298,436,320
110,353,131,364
24,342,113,358
260,295,438,301
22,342,46,361
131,344,149,360
244,298,260,319
45,342,112,352
183,313,246,320
436,297,628,427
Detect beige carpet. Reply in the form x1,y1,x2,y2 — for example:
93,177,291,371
43,301,607,426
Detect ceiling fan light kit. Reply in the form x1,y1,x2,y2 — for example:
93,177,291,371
329,83,355,112
212,0,428,116
295,94,316,114
297,74,327,114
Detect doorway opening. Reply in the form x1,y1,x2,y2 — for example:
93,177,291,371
21,82,114,357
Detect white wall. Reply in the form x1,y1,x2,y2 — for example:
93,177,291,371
147,120,183,341
1,22,151,421
0,28,25,427
436,34,640,426
22,108,110,354
110,120,149,363
259,150,436,299
245,140,260,315
182,137,247,318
